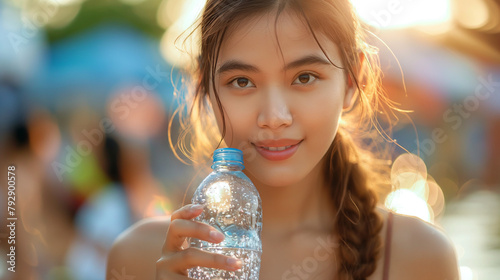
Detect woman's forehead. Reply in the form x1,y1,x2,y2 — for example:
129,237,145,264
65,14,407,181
218,10,342,67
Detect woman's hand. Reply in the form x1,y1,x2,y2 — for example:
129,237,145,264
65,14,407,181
156,204,243,279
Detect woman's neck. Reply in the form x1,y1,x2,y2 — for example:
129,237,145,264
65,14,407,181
245,160,337,238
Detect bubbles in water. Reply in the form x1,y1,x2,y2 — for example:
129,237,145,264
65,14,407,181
189,170,262,279
187,248,261,280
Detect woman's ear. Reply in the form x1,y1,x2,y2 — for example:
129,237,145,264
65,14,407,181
344,52,365,109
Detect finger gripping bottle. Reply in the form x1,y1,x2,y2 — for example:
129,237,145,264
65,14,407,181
188,148,263,280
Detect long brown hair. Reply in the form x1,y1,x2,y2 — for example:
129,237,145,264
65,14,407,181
168,0,401,279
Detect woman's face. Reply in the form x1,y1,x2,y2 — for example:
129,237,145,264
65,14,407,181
209,10,354,187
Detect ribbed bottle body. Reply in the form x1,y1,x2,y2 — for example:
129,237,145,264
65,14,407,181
188,148,262,280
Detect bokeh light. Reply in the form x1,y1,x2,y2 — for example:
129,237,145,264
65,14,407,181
46,0,84,5
427,180,446,217
119,0,148,5
144,195,173,217
351,0,452,29
459,266,477,280
385,153,450,223
206,181,232,212
45,3,82,29
385,188,433,222
454,0,489,30
391,153,427,189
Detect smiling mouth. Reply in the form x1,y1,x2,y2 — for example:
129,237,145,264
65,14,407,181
252,140,303,151
260,145,293,151
251,140,302,161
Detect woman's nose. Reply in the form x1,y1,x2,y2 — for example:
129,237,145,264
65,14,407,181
257,88,293,129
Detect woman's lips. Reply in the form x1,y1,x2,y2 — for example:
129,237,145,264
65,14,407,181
253,141,302,161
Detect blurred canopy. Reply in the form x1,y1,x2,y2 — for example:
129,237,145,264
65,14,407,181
45,0,164,42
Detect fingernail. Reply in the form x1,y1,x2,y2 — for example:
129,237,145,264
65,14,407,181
190,204,203,212
226,257,242,268
209,230,224,241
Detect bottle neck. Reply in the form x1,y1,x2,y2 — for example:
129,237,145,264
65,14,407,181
212,161,244,172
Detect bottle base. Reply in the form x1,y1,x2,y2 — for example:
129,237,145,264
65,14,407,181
187,247,261,280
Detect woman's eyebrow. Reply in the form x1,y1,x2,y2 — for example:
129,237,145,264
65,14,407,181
216,60,259,75
216,54,332,75
284,54,332,70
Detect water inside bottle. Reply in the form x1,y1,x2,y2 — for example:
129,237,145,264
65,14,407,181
188,171,262,280
187,247,261,280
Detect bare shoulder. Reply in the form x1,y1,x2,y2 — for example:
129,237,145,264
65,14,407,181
106,216,171,280
388,211,460,280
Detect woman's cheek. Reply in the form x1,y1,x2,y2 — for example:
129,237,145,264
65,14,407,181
222,106,250,146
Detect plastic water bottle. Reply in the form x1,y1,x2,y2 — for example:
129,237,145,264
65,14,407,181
187,148,263,280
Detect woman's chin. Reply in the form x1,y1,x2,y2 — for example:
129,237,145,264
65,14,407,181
245,168,300,188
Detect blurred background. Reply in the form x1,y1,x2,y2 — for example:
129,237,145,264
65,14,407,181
0,0,499,279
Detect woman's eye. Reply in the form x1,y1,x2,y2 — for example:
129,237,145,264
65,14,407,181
230,77,254,88
293,73,317,85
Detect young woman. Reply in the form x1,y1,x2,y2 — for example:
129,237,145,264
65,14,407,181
106,0,459,279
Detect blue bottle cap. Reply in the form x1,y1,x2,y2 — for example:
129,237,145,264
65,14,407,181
212,148,244,169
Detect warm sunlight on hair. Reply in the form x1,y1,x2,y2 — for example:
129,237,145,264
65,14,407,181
159,0,206,67
350,0,452,29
